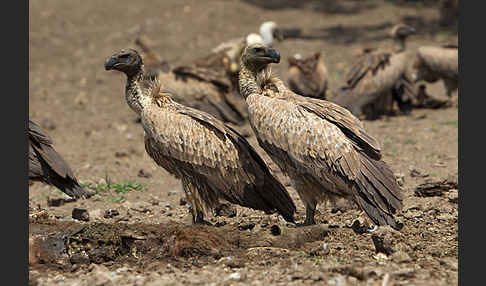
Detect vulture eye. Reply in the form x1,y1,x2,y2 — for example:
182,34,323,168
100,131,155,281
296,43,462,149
119,53,130,59
254,47,263,53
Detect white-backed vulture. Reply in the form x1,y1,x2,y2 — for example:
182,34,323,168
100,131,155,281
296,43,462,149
287,52,329,99
29,119,88,198
104,49,296,224
332,24,417,120
239,44,403,229
411,39,458,98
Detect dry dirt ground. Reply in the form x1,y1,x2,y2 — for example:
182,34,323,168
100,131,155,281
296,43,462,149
29,0,458,285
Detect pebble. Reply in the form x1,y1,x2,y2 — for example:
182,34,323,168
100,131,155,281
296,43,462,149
72,208,89,221
270,225,281,235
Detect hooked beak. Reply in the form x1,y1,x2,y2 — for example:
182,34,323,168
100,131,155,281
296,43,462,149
104,55,117,70
273,28,285,42
266,47,280,63
407,27,416,35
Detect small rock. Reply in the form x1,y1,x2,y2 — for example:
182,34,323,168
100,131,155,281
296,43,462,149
137,169,152,178
47,197,76,207
390,250,411,263
238,223,255,231
214,203,237,218
179,198,187,206
447,190,458,203
114,151,128,158
103,209,120,218
371,226,409,255
226,272,246,282
270,225,281,236
72,208,89,221
410,168,429,178
215,221,227,227
70,252,91,265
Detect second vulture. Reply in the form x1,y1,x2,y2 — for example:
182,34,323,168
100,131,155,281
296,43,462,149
239,44,403,229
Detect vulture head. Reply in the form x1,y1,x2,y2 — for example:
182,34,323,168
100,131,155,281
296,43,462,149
241,43,280,72
104,49,143,77
259,21,284,45
390,23,416,40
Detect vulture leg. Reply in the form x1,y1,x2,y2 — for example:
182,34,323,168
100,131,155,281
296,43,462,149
444,78,458,97
181,179,213,225
293,178,318,226
303,206,317,226
193,210,212,226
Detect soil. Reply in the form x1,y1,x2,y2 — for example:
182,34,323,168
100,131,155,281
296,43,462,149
29,0,458,285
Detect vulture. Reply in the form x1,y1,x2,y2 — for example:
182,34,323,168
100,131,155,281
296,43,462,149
29,119,88,198
132,34,247,126
287,52,329,99
332,24,417,120
104,49,296,225
410,39,458,98
239,44,403,229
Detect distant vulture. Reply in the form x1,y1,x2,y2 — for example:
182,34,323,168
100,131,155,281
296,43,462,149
104,49,296,224
287,52,329,99
332,24,417,120
239,44,403,229
411,38,458,98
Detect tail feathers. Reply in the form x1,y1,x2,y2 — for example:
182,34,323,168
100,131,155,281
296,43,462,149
261,175,296,223
353,153,403,229
47,174,88,199
354,194,402,230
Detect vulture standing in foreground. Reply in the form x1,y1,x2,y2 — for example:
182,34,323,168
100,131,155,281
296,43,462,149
104,49,296,225
332,24,417,120
411,38,458,98
239,44,403,229
287,52,329,99
29,119,88,198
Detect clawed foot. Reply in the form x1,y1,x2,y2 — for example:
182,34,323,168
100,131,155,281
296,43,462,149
192,211,213,226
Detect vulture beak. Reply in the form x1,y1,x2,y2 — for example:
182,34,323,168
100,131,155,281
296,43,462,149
273,28,285,41
266,48,280,63
104,55,117,70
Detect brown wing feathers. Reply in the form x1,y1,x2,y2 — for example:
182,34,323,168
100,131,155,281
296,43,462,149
28,119,88,198
177,106,296,221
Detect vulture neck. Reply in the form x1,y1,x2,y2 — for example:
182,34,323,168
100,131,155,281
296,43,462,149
239,64,271,99
393,37,407,53
125,66,151,114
